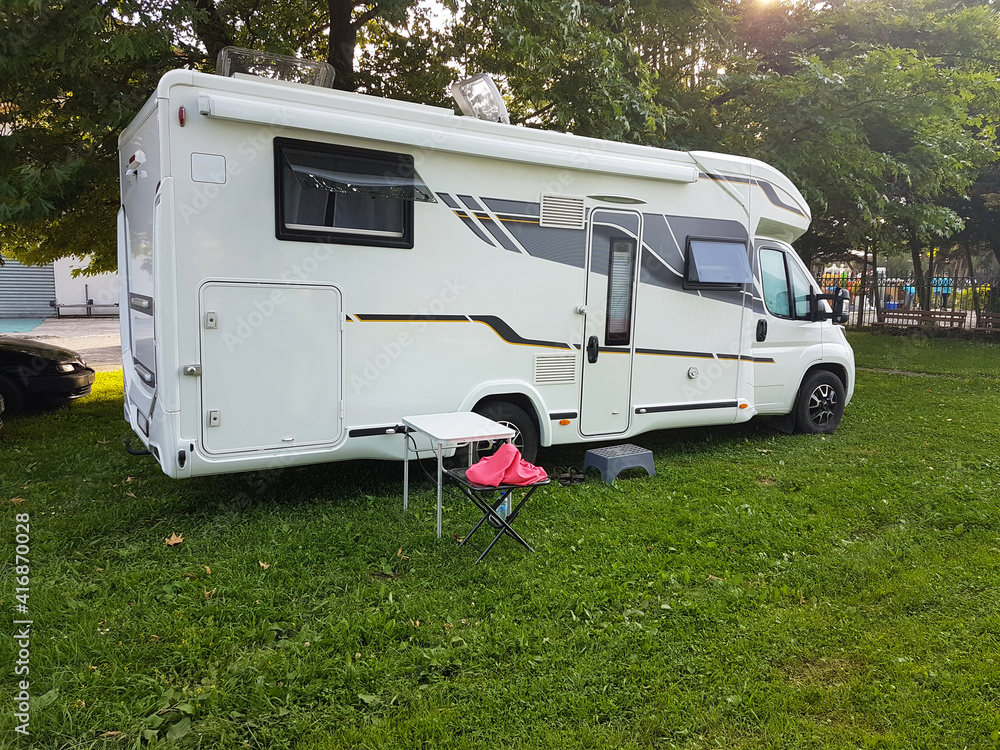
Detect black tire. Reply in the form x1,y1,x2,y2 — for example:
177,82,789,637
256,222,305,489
0,375,26,417
794,370,845,435
473,401,540,464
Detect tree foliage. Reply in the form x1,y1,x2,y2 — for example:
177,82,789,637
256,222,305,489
2,0,999,274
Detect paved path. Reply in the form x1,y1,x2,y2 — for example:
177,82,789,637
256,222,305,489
2,316,122,372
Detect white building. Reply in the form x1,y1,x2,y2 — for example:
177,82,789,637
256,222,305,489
0,257,119,318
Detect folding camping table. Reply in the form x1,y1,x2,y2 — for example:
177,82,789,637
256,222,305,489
401,412,516,538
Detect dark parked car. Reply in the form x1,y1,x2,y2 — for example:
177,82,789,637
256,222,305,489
0,336,95,415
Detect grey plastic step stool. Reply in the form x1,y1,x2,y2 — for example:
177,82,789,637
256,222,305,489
582,444,656,482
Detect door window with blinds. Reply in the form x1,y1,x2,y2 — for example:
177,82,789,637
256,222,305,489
604,237,637,345
274,138,436,248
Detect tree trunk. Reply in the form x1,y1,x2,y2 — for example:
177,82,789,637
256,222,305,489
910,234,928,310
191,0,234,66
870,245,881,322
328,0,359,91
857,246,869,326
965,241,981,325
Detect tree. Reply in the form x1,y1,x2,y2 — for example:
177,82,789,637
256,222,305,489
642,0,1000,269
0,0,420,274
0,1,176,274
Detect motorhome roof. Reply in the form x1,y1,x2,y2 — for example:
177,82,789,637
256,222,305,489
128,69,809,220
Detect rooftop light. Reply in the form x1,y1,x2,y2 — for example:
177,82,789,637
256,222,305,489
450,74,509,125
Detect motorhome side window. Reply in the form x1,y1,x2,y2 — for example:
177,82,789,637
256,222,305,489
606,237,637,345
684,238,753,289
760,248,814,319
274,138,436,248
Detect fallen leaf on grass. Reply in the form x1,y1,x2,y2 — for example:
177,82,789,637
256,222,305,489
396,547,410,560
409,618,420,628
707,574,725,582
164,533,184,547
98,731,123,738
125,491,136,499
259,561,270,569
126,476,134,483
204,588,217,600
184,572,196,580
204,565,211,575
10,497,26,505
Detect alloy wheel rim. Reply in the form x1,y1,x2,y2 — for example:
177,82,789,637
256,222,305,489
808,384,838,427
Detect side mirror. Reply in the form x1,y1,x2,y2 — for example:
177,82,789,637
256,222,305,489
809,287,850,324
832,287,850,325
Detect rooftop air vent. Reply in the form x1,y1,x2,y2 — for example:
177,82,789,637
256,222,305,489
215,47,335,88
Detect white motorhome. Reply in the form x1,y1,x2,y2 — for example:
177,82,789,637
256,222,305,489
118,59,854,479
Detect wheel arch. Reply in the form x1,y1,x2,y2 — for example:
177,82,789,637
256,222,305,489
800,362,849,397
458,382,549,446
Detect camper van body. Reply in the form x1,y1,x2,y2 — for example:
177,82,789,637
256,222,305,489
118,69,854,479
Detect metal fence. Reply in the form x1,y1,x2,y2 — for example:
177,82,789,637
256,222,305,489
815,274,1000,328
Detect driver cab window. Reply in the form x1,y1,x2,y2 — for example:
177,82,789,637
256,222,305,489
760,248,791,317
760,247,816,319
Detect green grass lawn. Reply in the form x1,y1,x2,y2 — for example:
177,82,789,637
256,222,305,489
2,331,1000,749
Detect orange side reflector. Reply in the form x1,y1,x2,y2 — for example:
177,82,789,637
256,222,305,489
559,419,571,425
739,403,749,409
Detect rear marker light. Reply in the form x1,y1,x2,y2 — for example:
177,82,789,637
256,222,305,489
179,107,186,126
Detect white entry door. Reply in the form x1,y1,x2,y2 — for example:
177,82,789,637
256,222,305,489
200,282,344,454
580,210,640,436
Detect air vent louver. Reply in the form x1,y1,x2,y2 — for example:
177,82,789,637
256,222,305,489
534,354,577,385
539,194,586,230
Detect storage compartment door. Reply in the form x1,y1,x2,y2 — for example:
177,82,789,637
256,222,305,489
200,283,344,454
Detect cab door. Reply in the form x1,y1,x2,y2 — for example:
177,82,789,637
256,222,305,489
752,244,824,409
580,210,640,436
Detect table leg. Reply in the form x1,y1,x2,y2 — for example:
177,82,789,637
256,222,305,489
436,442,443,539
403,432,409,511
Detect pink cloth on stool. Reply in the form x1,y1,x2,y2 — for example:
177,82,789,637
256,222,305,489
465,443,548,487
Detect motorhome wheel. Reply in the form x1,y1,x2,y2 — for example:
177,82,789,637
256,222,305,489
473,401,539,464
794,371,845,435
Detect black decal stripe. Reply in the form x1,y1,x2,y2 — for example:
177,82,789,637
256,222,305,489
458,215,496,246
437,192,460,208
550,411,578,420
636,347,716,360
353,314,572,351
743,355,776,363
716,353,740,361
598,347,630,354
699,173,807,218
636,400,738,414
753,180,807,217
482,197,540,215
477,216,522,253
469,315,572,350
354,314,468,322
458,194,483,211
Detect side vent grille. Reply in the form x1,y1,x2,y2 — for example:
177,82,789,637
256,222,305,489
539,194,586,230
534,354,577,385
